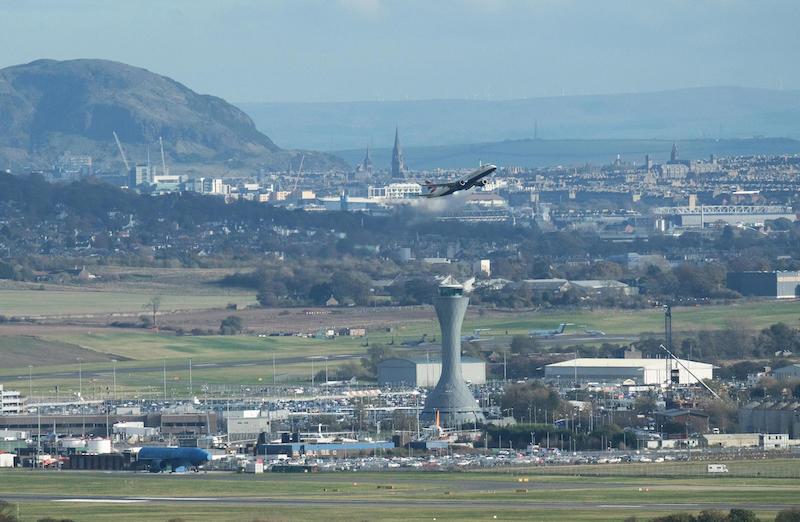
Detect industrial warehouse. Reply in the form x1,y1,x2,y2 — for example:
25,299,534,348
544,356,714,386
377,356,486,387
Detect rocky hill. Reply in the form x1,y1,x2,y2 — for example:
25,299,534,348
0,59,344,173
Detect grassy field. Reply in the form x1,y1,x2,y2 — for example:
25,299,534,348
513,457,800,479
0,468,796,521
0,331,362,394
1,298,799,391
0,288,257,317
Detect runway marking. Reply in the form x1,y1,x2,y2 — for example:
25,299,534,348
234,363,255,367
53,499,148,504
132,497,220,501
194,363,217,367
598,505,641,508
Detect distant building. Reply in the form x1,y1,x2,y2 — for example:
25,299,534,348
609,252,669,271
0,386,22,415
652,205,796,228
726,271,800,299
518,278,570,294
361,146,373,173
367,183,421,200
338,327,366,337
390,127,406,179
699,433,760,448
544,357,713,386
570,279,637,297
55,155,93,180
128,164,152,187
377,357,486,387
739,400,800,439
472,259,491,277
773,364,800,381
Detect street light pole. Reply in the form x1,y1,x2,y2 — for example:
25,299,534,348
111,359,117,400
28,365,33,399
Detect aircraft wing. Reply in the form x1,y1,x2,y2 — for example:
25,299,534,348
420,181,459,197
424,181,457,191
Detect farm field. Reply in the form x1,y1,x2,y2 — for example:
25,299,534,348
0,468,796,521
0,288,256,317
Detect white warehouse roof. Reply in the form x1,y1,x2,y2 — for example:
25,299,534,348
545,357,713,385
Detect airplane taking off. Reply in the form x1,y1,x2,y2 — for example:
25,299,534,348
419,164,497,198
529,323,572,338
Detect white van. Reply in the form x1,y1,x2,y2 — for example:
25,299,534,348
707,464,729,473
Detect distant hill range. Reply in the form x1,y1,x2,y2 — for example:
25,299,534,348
239,87,800,152
0,59,345,174
332,137,800,170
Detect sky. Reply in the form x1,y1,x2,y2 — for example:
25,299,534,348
1,0,798,103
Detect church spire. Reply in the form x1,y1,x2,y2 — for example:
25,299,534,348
391,126,405,179
362,145,373,172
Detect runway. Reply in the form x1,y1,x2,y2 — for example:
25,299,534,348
0,493,792,512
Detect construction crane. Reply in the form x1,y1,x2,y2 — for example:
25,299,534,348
291,154,305,192
112,131,130,171
159,136,168,176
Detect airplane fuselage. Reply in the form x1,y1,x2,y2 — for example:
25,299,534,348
420,164,497,198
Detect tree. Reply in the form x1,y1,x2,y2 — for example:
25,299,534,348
775,508,800,522
500,381,562,421
362,344,397,376
727,509,758,522
219,315,243,335
651,515,696,522
0,500,17,522
143,296,161,331
510,335,539,355
696,511,728,522
331,270,372,305
257,280,288,307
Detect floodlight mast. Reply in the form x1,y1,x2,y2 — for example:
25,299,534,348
658,344,720,400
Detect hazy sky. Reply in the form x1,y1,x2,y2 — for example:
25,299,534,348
1,0,798,103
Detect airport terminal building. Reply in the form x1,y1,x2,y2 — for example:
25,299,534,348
544,357,713,386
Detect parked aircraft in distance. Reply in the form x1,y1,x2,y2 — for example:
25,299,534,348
462,328,493,343
529,323,572,338
401,334,429,347
584,328,606,337
419,164,497,198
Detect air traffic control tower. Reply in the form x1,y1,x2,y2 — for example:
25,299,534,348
420,278,485,428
